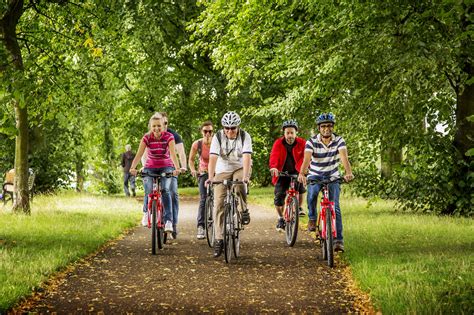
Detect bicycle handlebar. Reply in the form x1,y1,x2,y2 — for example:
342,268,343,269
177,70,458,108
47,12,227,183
210,179,247,186
278,171,298,178
307,178,345,185
139,171,175,178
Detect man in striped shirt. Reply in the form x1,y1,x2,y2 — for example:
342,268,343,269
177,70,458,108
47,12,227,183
298,113,354,252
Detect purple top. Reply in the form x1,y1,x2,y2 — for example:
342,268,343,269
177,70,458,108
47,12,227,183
143,131,175,169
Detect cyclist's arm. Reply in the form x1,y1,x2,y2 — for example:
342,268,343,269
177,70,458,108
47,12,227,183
176,142,187,172
339,148,354,182
130,140,147,176
188,142,198,177
269,139,280,177
207,154,218,183
298,151,312,185
243,153,251,182
169,140,181,175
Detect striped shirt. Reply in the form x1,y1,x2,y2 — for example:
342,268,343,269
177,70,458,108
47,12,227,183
305,133,346,180
142,131,175,169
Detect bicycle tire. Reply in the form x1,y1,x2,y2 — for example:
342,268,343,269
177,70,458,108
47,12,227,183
205,195,215,248
285,196,299,247
326,207,334,267
151,200,157,255
224,203,232,263
157,205,164,250
232,200,240,258
320,218,327,260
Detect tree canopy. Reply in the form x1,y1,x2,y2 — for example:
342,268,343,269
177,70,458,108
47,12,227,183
1,0,472,215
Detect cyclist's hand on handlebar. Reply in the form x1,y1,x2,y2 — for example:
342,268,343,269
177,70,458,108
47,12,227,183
298,172,307,186
179,167,187,174
190,169,198,178
270,168,279,177
172,169,180,176
243,175,250,183
205,178,212,187
344,173,354,182
130,168,138,176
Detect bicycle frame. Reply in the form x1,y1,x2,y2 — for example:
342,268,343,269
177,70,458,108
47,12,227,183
147,177,163,229
318,184,336,240
283,176,299,223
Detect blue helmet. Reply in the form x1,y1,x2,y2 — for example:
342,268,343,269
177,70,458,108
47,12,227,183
316,112,336,125
282,119,298,131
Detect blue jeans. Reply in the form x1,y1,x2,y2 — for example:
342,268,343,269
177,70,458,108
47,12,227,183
307,178,343,242
197,173,209,227
143,167,174,223
170,176,179,230
123,172,136,196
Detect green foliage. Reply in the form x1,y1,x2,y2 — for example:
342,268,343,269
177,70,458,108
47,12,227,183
0,192,140,312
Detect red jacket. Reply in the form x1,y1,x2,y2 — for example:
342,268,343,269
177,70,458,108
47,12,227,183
269,136,306,185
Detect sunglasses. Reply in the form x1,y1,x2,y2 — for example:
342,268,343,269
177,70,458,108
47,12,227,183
319,124,333,129
224,126,237,131
203,129,213,134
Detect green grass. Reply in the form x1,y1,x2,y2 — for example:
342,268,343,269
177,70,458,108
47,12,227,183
246,186,474,314
0,192,140,312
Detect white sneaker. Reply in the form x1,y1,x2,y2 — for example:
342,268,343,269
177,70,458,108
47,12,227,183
141,213,148,227
197,226,205,239
165,221,173,232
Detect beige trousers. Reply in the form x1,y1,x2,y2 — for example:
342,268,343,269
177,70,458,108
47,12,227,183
213,168,248,240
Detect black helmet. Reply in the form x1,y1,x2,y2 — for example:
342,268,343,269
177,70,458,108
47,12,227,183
282,119,298,131
316,112,336,125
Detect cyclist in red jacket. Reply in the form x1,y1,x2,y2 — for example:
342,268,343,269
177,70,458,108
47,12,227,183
269,120,307,231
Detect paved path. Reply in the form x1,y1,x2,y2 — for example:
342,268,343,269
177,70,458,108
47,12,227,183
15,200,370,314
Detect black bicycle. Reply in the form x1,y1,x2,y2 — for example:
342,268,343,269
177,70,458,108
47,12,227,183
212,180,247,263
204,184,215,248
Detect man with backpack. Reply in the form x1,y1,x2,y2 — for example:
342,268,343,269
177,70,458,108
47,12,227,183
188,121,214,239
206,111,252,258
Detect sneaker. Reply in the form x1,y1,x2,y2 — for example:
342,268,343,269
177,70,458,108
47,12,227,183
197,226,205,240
241,209,250,225
298,207,305,216
165,221,173,232
307,219,316,232
276,218,285,231
213,239,224,258
334,241,345,252
141,213,148,227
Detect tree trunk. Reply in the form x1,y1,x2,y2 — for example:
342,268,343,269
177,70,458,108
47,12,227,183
380,141,403,179
75,155,84,192
1,0,29,214
454,68,474,162
13,99,30,214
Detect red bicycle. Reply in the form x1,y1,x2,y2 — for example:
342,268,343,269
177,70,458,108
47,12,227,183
278,171,300,247
141,171,174,255
308,178,342,267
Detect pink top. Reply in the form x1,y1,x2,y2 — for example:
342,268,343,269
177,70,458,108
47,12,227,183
192,139,211,173
142,131,175,169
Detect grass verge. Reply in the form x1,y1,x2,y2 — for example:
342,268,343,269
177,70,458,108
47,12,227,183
246,186,473,314
0,192,140,312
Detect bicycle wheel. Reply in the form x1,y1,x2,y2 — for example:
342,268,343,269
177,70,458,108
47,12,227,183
325,207,334,267
285,196,299,247
320,224,327,260
205,196,215,248
157,206,164,250
151,201,157,255
232,201,240,258
224,204,233,263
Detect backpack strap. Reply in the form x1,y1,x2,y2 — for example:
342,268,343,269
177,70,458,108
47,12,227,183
216,129,246,146
197,139,203,157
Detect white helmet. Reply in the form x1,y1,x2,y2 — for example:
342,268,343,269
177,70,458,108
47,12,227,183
221,111,241,127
